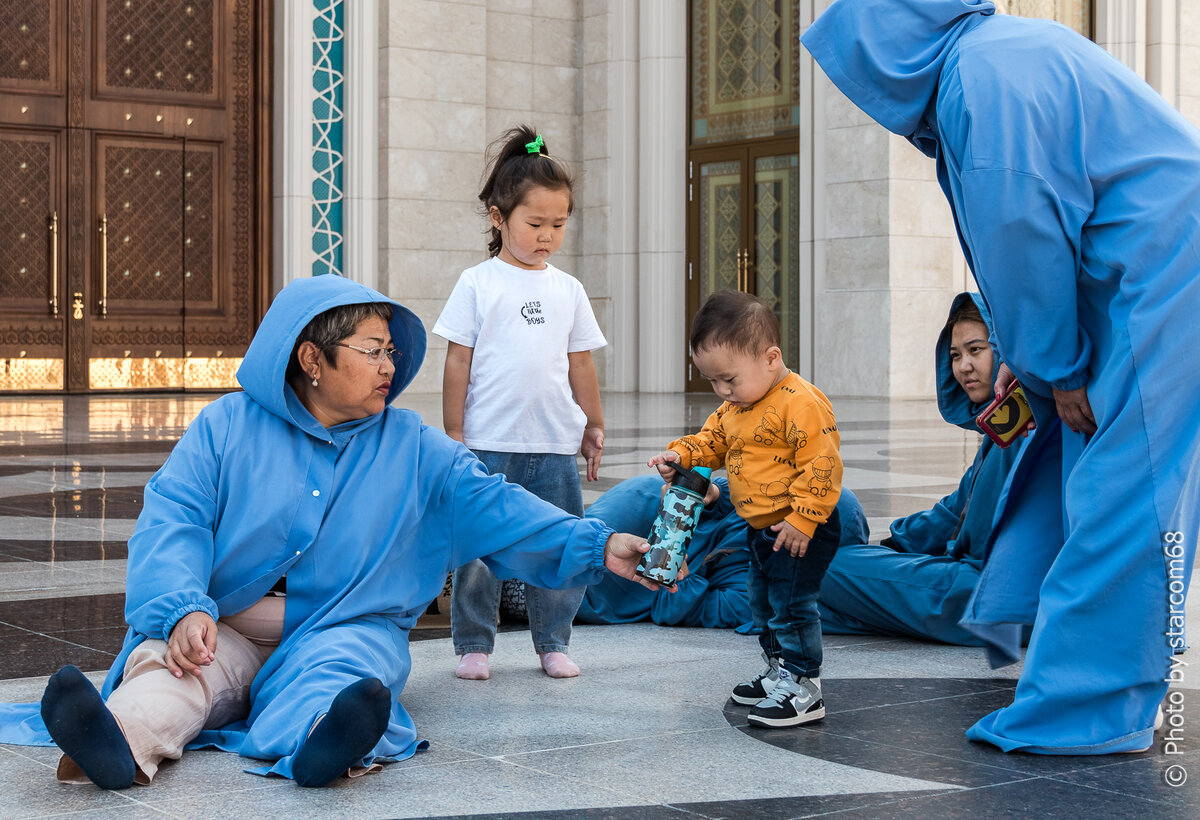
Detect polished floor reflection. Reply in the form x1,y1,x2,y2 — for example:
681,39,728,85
0,391,1196,818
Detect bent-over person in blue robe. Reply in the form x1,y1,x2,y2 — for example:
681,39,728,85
804,0,1199,754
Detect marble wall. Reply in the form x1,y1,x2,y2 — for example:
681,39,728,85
367,0,1200,399
378,0,587,395
805,0,1200,398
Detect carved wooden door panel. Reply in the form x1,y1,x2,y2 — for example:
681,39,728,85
0,0,267,392
686,139,799,392
0,1,69,390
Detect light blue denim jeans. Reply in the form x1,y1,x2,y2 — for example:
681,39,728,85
451,450,586,655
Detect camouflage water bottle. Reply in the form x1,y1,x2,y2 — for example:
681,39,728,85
635,463,713,586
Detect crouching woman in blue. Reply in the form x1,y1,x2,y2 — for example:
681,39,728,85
820,294,1059,646
7,274,656,790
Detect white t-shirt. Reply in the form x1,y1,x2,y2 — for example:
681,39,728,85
432,256,607,454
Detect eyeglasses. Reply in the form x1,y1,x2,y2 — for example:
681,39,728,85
331,343,403,367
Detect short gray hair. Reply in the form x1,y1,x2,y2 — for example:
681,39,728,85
286,302,394,382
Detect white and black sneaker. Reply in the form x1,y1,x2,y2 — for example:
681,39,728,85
747,668,824,728
730,652,780,705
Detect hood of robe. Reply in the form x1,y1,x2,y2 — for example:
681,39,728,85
801,0,994,153
236,274,427,436
937,292,1002,430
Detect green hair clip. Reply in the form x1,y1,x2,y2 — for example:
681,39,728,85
525,134,545,154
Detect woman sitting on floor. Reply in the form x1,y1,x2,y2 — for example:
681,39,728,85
819,293,1063,649
0,274,658,790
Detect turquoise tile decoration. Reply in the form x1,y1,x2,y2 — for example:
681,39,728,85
312,0,344,276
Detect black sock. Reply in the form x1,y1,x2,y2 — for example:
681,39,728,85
292,677,391,788
40,665,136,790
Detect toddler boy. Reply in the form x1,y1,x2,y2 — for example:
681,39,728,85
649,291,843,727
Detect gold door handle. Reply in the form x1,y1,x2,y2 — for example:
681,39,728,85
72,292,84,320
737,249,752,291
98,216,108,319
49,212,59,317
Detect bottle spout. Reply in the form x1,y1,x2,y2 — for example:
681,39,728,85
664,461,712,493
664,461,708,480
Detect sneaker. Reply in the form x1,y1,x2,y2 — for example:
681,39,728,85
747,668,824,728
731,652,780,705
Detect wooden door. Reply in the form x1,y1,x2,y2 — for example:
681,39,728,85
0,1,69,390
0,0,270,392
686,138,800,391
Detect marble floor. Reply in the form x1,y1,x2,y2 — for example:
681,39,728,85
0,390,1196,819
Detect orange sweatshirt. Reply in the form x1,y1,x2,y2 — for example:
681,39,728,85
668,372,842,536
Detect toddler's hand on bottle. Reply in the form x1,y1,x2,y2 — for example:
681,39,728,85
647,450,680,481
770,520,810,558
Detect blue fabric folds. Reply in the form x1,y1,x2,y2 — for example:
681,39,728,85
579,475,869,630
804,0,1200,753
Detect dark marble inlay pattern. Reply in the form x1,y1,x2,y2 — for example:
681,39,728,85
0,623,119,679
0,540,130,563
0,595,126,632
0,442,175,457
0,488,145,519
0,594,127,677
721,677,1196,810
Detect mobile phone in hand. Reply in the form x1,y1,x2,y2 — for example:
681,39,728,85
977,380,1036,448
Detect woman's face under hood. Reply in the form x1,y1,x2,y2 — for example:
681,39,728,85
294,315,397,427
949,319,995,404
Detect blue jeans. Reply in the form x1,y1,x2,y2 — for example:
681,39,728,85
451,450,586,655
747,506,841,679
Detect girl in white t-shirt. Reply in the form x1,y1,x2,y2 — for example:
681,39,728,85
433,126,607,681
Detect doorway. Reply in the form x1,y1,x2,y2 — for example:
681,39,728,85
0,0,271,392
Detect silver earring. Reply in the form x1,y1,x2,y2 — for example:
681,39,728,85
311,375,319,387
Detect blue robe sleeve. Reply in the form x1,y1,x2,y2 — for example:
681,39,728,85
442,446,611,588
124,408,228,640
958,169,1092,394
886,444,984,556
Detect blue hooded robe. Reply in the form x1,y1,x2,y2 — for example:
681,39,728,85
820,293,1062,647
578,475,869,629
803,0,1199,754
0,274,615,778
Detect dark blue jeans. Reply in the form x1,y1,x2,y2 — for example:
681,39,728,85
747,506,841,679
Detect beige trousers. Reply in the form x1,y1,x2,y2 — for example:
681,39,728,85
58,596,284,784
